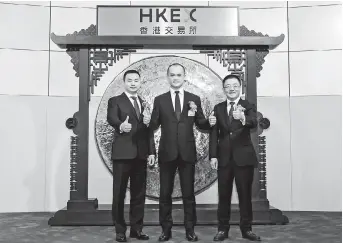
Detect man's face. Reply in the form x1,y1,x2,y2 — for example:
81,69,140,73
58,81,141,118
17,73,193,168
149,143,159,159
167,65,185,89
223,78,241,100
124,73,141,94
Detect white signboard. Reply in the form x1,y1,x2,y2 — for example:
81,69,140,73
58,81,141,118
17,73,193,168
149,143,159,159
97,6,239,36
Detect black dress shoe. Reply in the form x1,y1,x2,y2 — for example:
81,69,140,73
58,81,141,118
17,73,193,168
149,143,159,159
115,233,127,242
129,230,149,240
158,231,172,242
186,231,198,242
213,231,229,241
242,231,261,241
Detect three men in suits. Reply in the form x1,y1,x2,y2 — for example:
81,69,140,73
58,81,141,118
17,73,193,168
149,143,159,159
107,70,154,242
149,63,216,242
209,74,261,241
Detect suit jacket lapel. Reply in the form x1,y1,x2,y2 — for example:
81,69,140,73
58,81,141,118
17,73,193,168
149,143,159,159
222,101,230,129
122,92,139,120
179,91,189,122
166,92,178,121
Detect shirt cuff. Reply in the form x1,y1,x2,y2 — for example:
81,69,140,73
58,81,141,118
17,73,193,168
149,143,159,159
119,123,124,133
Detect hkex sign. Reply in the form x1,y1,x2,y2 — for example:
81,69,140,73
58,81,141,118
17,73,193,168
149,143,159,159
97,6,239,36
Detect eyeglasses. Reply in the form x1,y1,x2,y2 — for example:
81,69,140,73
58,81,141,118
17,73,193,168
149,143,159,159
223,85,240,89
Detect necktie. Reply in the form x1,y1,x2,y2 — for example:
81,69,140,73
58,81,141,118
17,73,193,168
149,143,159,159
175,91,181,120
228,102,235,124
131,96,140,118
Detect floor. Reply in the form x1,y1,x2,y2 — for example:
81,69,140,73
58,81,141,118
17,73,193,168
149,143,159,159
0,212,341,243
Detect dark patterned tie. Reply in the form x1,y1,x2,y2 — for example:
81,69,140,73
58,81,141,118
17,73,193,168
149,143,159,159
131,96,140,118
175,91,181,120
228,102,235,124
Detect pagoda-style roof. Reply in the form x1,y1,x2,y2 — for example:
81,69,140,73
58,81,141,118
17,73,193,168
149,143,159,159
50,33,285,50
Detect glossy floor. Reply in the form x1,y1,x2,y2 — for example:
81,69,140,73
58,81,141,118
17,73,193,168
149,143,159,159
0,211,341,243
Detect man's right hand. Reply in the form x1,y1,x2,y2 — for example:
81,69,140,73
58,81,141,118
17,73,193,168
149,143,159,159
210,158,218,170
120,116,132,133
209,111,217,127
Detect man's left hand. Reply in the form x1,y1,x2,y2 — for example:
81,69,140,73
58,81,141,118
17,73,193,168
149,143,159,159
143,115,150,126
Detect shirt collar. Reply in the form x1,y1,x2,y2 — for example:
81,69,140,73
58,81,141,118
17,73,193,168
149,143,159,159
170,87,184,95
227,97,241,106
125,91,138,99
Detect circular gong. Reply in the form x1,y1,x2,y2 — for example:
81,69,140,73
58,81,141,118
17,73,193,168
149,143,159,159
95,55,226,200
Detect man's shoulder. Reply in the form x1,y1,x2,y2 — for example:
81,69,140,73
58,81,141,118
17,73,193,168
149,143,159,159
108,93,125,102
214,100,226,109
185,91,200,100
240,98,254,108
155,91,170,99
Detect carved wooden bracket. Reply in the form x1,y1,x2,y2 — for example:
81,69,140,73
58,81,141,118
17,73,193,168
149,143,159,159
66,24,96,77
239,25,269,78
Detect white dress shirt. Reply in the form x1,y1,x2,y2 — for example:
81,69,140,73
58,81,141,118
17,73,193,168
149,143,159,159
125,92,141,113
227,97,245,125
170,88,184,112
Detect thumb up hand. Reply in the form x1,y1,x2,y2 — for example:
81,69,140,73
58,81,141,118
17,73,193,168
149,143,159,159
121,116,132,133
209,110,217,127
143,111,151,126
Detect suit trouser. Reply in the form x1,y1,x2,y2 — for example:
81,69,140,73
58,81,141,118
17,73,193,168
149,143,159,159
112,158,147,233
159,156,196,232
217,160,254,233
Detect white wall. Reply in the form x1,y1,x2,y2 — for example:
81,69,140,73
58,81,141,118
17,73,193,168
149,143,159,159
0,1,341,212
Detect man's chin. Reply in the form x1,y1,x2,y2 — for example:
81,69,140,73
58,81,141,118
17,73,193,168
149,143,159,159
172,83,183,88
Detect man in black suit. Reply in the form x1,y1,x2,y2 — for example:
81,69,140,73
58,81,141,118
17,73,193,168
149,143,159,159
149,63,217,242
209,74,261,241
107,70,154,242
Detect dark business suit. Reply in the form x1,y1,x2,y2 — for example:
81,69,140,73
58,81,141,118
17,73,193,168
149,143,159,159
107,92,154,234
209,98,258,233
149,90,211,232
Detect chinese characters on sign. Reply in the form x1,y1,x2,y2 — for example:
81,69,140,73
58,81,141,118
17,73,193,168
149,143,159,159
140,26,197,35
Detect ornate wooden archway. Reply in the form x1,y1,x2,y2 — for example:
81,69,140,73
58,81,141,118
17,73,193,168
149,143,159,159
48,24,288,226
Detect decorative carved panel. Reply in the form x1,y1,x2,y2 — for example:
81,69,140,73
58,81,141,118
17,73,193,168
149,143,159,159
89,48,135,95
70,136,78,192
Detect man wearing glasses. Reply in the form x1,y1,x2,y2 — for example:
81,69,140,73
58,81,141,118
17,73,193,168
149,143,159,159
209,74,261,241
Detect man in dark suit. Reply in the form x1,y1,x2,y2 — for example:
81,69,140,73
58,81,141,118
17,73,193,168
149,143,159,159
107,70,155,242
149,63,217,242
209,74,261,241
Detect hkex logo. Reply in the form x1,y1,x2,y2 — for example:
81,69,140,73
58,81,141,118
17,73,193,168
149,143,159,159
139,8,197,23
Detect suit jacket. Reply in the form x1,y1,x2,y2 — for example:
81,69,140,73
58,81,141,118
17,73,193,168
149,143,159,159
149,91,211,163
107,92,154,161
209,99,258,168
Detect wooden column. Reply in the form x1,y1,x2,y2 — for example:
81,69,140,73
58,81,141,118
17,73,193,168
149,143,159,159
245,49,262,201
67,48,98,210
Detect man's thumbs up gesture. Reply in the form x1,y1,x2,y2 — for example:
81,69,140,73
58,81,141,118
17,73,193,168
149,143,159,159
209,110,217,127
120,116,132,133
